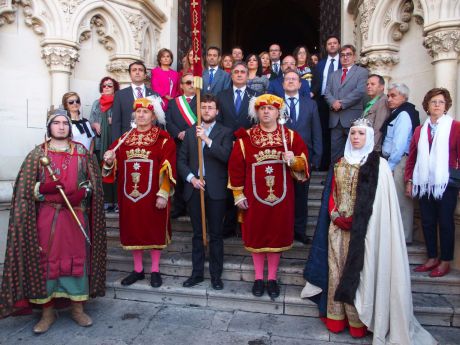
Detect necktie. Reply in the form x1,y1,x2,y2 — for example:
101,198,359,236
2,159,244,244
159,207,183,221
341,68,348,84
136,87,143,99
289,97,297,126
209,68,215,85
235,89,242,114
274,62,279,74
186,97,192,103
327,59,335,78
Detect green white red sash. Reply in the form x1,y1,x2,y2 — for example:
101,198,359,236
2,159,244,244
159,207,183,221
176,96,197,126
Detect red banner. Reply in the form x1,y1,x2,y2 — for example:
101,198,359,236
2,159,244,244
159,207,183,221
190,0,203,77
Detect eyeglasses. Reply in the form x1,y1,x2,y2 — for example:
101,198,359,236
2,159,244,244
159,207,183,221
340,53,353,57
232,70,247,74
284,77,299,82
430,100,446,105
67,99,80,105
183,80,194,85
102,83,114,88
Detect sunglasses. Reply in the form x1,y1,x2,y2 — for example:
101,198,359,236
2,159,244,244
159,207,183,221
183,80,194,85
67,99,81,105
102,83,114,88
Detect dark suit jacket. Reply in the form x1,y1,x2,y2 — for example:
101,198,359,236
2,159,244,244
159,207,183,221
165,96,197,143
311,57,341,98
178,122,233,201
202,67,231,96
216,87,260,134
111,86,157,141
268,76,311,98
285,95,323,168
324,65,368,128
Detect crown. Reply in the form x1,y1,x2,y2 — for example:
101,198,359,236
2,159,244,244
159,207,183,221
126,148,151,160
254,149,282,162
352,117,373,128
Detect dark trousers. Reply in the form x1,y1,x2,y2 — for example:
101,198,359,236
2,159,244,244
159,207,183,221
330,123,349,163
316,96,331,170
419,186,458,261
223,190,238,235
294,180,310,237
188,188,226,278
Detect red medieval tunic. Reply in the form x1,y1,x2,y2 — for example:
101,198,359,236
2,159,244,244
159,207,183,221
228,125,309,252
31,142,91,304
103,127,176,250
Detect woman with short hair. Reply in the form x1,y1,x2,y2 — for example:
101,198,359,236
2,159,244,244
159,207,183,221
151,48,180,110
406,87,460,277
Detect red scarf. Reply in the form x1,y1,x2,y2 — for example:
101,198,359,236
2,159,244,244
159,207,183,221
99,94,114,112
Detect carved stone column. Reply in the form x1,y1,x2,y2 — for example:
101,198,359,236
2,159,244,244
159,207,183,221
359,51,400,90
424,28,460,118
41,41,79,107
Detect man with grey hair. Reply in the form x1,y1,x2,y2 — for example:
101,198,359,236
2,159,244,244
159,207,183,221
381,83,420,243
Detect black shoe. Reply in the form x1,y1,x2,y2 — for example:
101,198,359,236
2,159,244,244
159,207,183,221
182,276,204,287
252,279,265,297
267,280,280,298
150,272,162,288
121,270,145,286
294,233,309,245
211,277,224,290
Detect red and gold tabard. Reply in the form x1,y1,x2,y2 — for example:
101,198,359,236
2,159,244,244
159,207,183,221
228,125,309,252
103,127,176,249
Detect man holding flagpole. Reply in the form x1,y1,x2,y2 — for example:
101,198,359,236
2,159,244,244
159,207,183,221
177,94,233,289
166,73,198,218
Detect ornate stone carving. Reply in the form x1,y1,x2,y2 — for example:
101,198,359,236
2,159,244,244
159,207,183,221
0,0,16,27
41,45,79,70
106,60,131,74
359,0,376,41
61,0,84,21
424,29,460,60
79,30,91,43
21,0,45,35
383,8,392,28
121,9,147,51
392,0,413,41
359,52,400,75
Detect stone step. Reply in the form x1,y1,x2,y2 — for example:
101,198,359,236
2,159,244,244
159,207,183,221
105,270,460,327
107,229,427,264
107,248,460,295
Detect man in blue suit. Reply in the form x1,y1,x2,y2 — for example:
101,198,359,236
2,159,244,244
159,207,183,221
283,70,322,244
268,55,311,98
202,46,231,96
311,35,341,170
268,43,283,80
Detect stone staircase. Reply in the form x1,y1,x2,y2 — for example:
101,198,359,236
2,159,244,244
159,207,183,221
104,171,460,328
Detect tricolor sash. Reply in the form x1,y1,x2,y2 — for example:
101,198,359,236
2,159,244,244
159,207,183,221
176,96,197,126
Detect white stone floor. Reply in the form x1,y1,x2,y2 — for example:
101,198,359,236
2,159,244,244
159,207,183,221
0,297,459,345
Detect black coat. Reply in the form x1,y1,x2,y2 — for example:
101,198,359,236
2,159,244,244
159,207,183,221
177,122,233,201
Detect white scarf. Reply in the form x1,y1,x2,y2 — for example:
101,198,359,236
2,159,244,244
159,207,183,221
412,114,452,199
344,126,375,165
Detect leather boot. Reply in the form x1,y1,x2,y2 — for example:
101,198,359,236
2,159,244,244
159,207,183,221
33,306,56,334
70,302,93,327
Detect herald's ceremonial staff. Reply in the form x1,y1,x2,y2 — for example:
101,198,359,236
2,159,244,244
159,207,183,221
190,0,207,246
